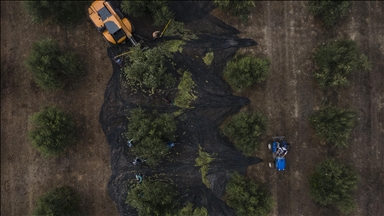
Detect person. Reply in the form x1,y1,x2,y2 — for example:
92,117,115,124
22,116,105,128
133,157,143,165
114,57,123,67
167,142,175,149
276,142,288,158
152,30,161,40
127,139,133,148
135,174,143,184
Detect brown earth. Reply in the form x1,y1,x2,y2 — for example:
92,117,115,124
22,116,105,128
213,1,384,216
1,1,383,216
1,1,118,215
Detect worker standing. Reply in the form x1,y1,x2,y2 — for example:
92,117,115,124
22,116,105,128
152,31,161,40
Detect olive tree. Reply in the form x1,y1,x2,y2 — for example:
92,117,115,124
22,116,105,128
309,0,351,27
309,106,357,148
223,54,270,93
214,0,255,23
225,172,273,216
124,45,175,93
29,106,77,157
126,180,178,216
222,111,267,156
25,38,84,91
24,1,88,26
33,186,81,216
126,108,177,166
312,39,371,89
310,158,358,214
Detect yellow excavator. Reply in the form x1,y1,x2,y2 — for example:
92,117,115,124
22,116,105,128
88,0,137,46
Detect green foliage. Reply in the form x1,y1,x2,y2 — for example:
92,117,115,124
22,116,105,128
174,71,197,108
124,44,175,93
24,1,88,26
313,39,371,89
222,112,267,156
195,145,215,188
226,172,273,216
29,106,77,157
121,0,174,26
176,202,208,216
158,40,185,58
309,158,357,214
126,180,178,216
214,0,255,23
224,54,270,93
203,52,214,66
25,38,84,90
309,0,351,27
33,186,81,216
126,108,177,165
309,106,357,148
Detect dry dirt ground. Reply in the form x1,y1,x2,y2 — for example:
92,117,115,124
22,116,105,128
214,1,384,216
1,1,118,215
1,1,383,216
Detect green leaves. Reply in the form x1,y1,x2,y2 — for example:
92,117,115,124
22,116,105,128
177,202,208,216
309,0,351,27
309,159,357,214
309,106,357,148
214,0,255,23
29,106,77,157
26,38,84,90
126,180,178,216
222,112,267,156
224,54,270,93
312,39,371,89
124,45,175,93
174,71,197,108
195,146,215,188
24,1,88,26
33,186,81,216
126,108,177,166
226,172,273,216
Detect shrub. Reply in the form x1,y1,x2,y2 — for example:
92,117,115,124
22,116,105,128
126,108,177,166
309,106,357,148
195,146,215,188
121,0,174,26
222,112,267,156
177,202,208,216
29,106,77,157
203,51,214,66
214,0,255,23
224,54,270,93
126,180,178,216
25,38,84,90
309,0,351,27
226,172,273,216
33,186,81,216
312,39,371,89
309,158,357,214
124,44,175,93
174,71,197,108
24,1,88,26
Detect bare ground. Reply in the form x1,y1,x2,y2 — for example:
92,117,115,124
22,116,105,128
1,1,118,215
1,1,383,216
213,1,384,216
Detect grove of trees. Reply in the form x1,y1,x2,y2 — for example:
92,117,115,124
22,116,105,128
28,106,77,157
25,38,84,91
222,111,268,156
33,186,81,216
309,158,358,214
